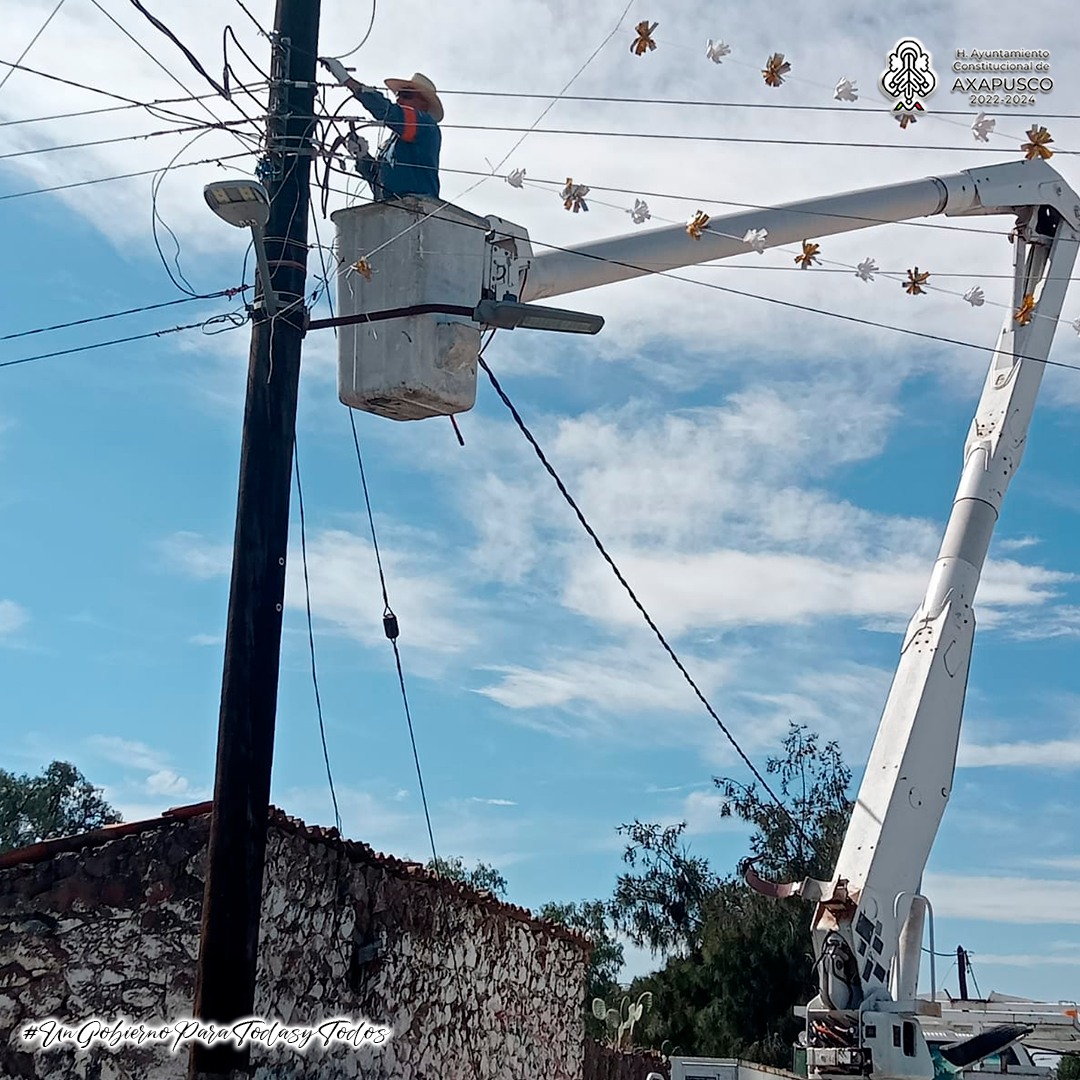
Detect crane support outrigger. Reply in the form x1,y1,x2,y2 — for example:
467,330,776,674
329,157,1080,1080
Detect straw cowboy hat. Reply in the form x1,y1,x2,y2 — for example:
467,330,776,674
384,73,444,122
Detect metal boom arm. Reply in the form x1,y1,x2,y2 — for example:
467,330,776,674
512,159,1080,1080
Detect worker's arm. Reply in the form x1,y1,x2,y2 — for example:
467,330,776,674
345,82,421,142
320,58,420,143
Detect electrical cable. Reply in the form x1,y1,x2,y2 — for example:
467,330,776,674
151,127,231,296
316,171,1080,367
0,149,255,203
474,346,820,855
0,83,269,131
0,317,225,369
293,435,343,835
0,287,247,342
308,213,487,1078
0,115,264,163
433,121,1079,156
86,0,261,154
325,0,377,60
231,0,270,39
0,0,68,96
435,88,1080,122
341,0,636,265
318,140,1015,239
122,0,229,99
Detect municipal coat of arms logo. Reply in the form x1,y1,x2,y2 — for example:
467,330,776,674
880,38,937,114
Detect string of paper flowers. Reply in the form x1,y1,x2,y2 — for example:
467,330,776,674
622,19,1062,160
492,164,1080,335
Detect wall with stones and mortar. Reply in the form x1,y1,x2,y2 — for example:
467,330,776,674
0,809,590,1080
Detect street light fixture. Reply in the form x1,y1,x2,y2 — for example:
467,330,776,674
203,179,279,316
474,298,604,335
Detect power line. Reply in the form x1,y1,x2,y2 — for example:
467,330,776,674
317,176,1080,367
320,144,1014,239
436,121,1077,155
325,0,377,60
475,347,820,854
519,233,1080,374
293,435,342,834
0,314,241,369
0,82,268,130
232,0,271,39
122,0,229,99
435,88,1080,122
0,287,247,341
0,0,68,96
85,0,260,153
0,116,263,163
0,149,254,202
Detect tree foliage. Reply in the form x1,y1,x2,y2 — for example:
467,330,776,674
0,761,121,854
425,855,508,898
610,724,853,1066
540,899,626,1040
610,821,720,954
1058,1057,1080,1080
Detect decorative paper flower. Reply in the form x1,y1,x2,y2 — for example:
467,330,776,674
706,39,731,63
686,210,711,240
352,258,373,281
855,257,878,282
1021,125,1054,160
795,240,820,269
834,78,858,102
561,178,590,213
629,198,651,224
631,21,658,56
896,111,917,129
743,228,768,253
762,53,791,87
972,112,996,142
505,167,526,188
963,286,985,307
904,267,931,295
1014,294,1036,325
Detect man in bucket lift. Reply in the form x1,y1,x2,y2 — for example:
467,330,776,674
320,58,442,201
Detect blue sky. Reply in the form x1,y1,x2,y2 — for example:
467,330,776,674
2,0,1080,1004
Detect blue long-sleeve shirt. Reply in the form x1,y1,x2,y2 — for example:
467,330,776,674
351,86,441,201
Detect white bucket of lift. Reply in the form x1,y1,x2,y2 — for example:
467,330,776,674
331,198,489,421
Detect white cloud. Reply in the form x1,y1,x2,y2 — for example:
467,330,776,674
923,873,1080,924
87,737,207,808
158,531,232,580
88,735,169,772
958,736,1080,770
969,953,1080,968
0,600,29,639
470,797,518,806
282,528,482,655
145,769,194,797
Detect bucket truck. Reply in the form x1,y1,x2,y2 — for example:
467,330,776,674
328,157,1080,1080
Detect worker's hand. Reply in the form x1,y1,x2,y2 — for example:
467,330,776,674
319,57,350,85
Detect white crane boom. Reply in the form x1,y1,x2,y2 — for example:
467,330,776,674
332,159,1079,1080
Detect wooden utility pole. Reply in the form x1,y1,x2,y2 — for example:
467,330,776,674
190,0,321,1075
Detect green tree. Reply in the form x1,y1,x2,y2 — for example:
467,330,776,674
1058,1056,1080,1080
611,724,853,1066
539,899,625,1039
425,855,508,897
0,761,121,853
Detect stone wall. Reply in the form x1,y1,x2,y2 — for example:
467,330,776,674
0,806,590,1080
583,1040,670,1080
